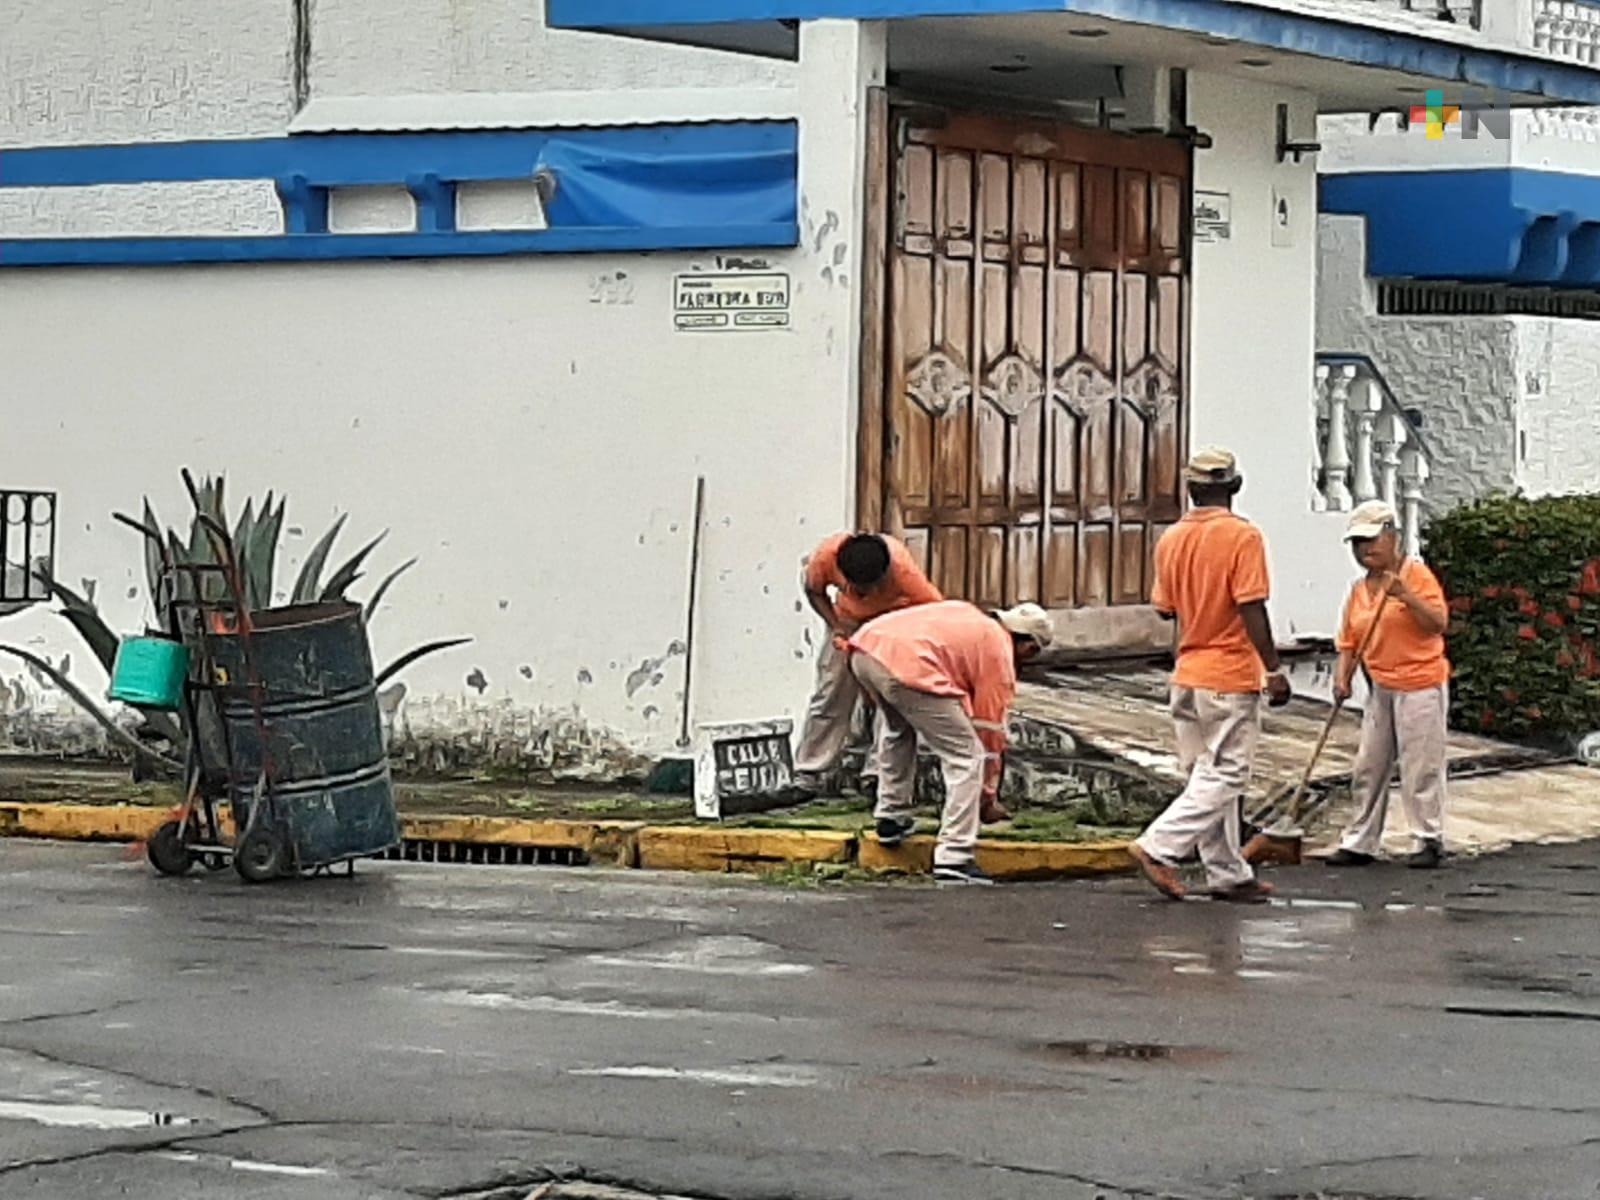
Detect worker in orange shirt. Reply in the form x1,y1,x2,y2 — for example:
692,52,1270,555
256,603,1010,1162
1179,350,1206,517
848,600,1054,885
1130,447,1291,903
1325,500,1451,869
791,532,942,797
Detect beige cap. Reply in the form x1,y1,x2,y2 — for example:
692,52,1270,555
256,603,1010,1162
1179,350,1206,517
1184,446,1239,484
1344,499,1400,541
996,602,1054,649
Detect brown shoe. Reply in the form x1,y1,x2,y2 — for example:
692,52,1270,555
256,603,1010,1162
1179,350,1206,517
1211,879,1276,904
1129,843,1187,900
980,797,1012,825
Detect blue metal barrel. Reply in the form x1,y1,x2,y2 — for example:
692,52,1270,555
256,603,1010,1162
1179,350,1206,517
203,602,400,868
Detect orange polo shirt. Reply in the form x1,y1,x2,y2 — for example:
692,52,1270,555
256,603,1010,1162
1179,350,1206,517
1337,559,1450,692
849,600,1015,789
805,532,942,627
1152,508,1272,695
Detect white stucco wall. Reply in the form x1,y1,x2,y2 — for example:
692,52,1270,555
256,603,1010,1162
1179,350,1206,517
1511,319,1600,496
1188,73,1351,639
1316,213,1521,512
0,18,870,776
0,0,797,239
310,0,794,99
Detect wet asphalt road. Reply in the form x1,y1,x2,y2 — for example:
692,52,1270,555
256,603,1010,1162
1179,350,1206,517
0,839,1598,1200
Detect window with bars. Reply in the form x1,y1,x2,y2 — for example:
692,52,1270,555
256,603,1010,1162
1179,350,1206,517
1,490,57,606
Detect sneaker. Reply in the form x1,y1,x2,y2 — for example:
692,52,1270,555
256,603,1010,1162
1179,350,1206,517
1128,843,1187,900
874,815,917,848
933,861,995,886
1211,879,1277,904
1407,840,1443,870
1325,848,1376,868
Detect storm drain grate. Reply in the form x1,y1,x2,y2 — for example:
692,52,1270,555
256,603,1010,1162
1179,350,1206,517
381,840,590,868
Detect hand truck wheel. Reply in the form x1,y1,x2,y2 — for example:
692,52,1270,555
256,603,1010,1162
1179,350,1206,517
147,820,195,877
234,828,289,884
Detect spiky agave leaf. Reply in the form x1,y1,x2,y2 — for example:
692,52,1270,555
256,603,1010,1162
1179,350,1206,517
374,638,471,689
291,514,347,606
233,498,259,610
365,557,417,621
32,566,120,673
252,494,286,611
320,530,387,603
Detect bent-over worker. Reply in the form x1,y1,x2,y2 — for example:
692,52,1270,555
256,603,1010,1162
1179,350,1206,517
792,532,942,797
1131,447,1290,904
848,600,1053,886
1326,500,1451,870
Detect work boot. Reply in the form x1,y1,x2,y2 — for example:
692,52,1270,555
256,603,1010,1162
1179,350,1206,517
933,861,995,886
1129,843,1186,901
1407,840,1443,870
874,815,916,848
1325,848,1376,867
1211,879,1277,904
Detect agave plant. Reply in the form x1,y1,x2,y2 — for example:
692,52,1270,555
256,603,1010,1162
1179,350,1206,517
15,473,466,773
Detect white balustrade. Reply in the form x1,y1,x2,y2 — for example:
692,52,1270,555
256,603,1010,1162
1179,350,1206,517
1314,356,1432,553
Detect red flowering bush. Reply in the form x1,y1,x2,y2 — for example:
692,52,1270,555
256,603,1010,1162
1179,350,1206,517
1427,494,1600,744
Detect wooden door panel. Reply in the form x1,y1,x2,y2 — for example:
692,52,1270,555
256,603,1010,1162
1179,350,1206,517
884,110,1188,611
1081,526,1112,607
1116,523,1147,605
975,526,1006,609
1045,527,1077,608
932,525,968,598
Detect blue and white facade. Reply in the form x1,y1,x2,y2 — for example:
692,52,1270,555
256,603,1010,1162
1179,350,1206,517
3,0,1598,773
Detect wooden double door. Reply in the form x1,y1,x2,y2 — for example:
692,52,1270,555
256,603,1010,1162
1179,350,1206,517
877,109,1190,610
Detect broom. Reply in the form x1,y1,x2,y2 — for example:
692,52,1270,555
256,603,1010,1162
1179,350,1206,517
1242,586,1395,863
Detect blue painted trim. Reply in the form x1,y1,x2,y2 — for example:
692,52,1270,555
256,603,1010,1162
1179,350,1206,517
0,124,792,188
0,224,799,268
548,0,1600,105
0,123,799,266
1321,168,1600,285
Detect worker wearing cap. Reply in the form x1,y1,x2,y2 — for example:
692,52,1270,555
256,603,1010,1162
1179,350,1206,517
848,600,1054,886
1130,447,1291,903
1326,500,1451,870
791,532,943,798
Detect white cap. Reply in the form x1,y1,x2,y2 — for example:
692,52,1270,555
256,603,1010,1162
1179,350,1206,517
1344,499,1400,541
1184,446,1239,484
996,602,1054,649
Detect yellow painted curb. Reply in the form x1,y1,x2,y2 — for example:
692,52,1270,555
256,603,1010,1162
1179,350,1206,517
0,803,171,843
401,815,644,867
975,839,1135,881
860,833,1135,880
0,802,1134,882
637,826,856,874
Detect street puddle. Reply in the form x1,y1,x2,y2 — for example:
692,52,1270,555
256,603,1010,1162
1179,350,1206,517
0,1098,198,1130
1039,1039,1226,1066
587,935,813,978
567,1064,820,1088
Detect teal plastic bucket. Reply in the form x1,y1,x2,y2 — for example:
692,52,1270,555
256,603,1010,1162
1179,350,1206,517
109,636,190,711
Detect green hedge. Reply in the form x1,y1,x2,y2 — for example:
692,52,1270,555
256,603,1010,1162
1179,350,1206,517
1426,493,1600,745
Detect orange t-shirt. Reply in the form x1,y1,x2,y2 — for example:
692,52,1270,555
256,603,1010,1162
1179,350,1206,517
1151,508,1271,695
1337,558,1450,692
804,532,942,627
849,600,1016,789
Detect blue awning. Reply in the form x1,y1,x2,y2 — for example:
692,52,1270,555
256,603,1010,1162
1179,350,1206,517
549,0,1600,108
1321,169,1600,286
0,123,799,267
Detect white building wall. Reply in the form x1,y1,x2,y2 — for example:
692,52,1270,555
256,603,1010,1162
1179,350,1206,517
1512,319,1600,496
310,0,793,99
0,0,797,239
1189,73,1351,639
0,4,851,774
1316,213,1521,512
